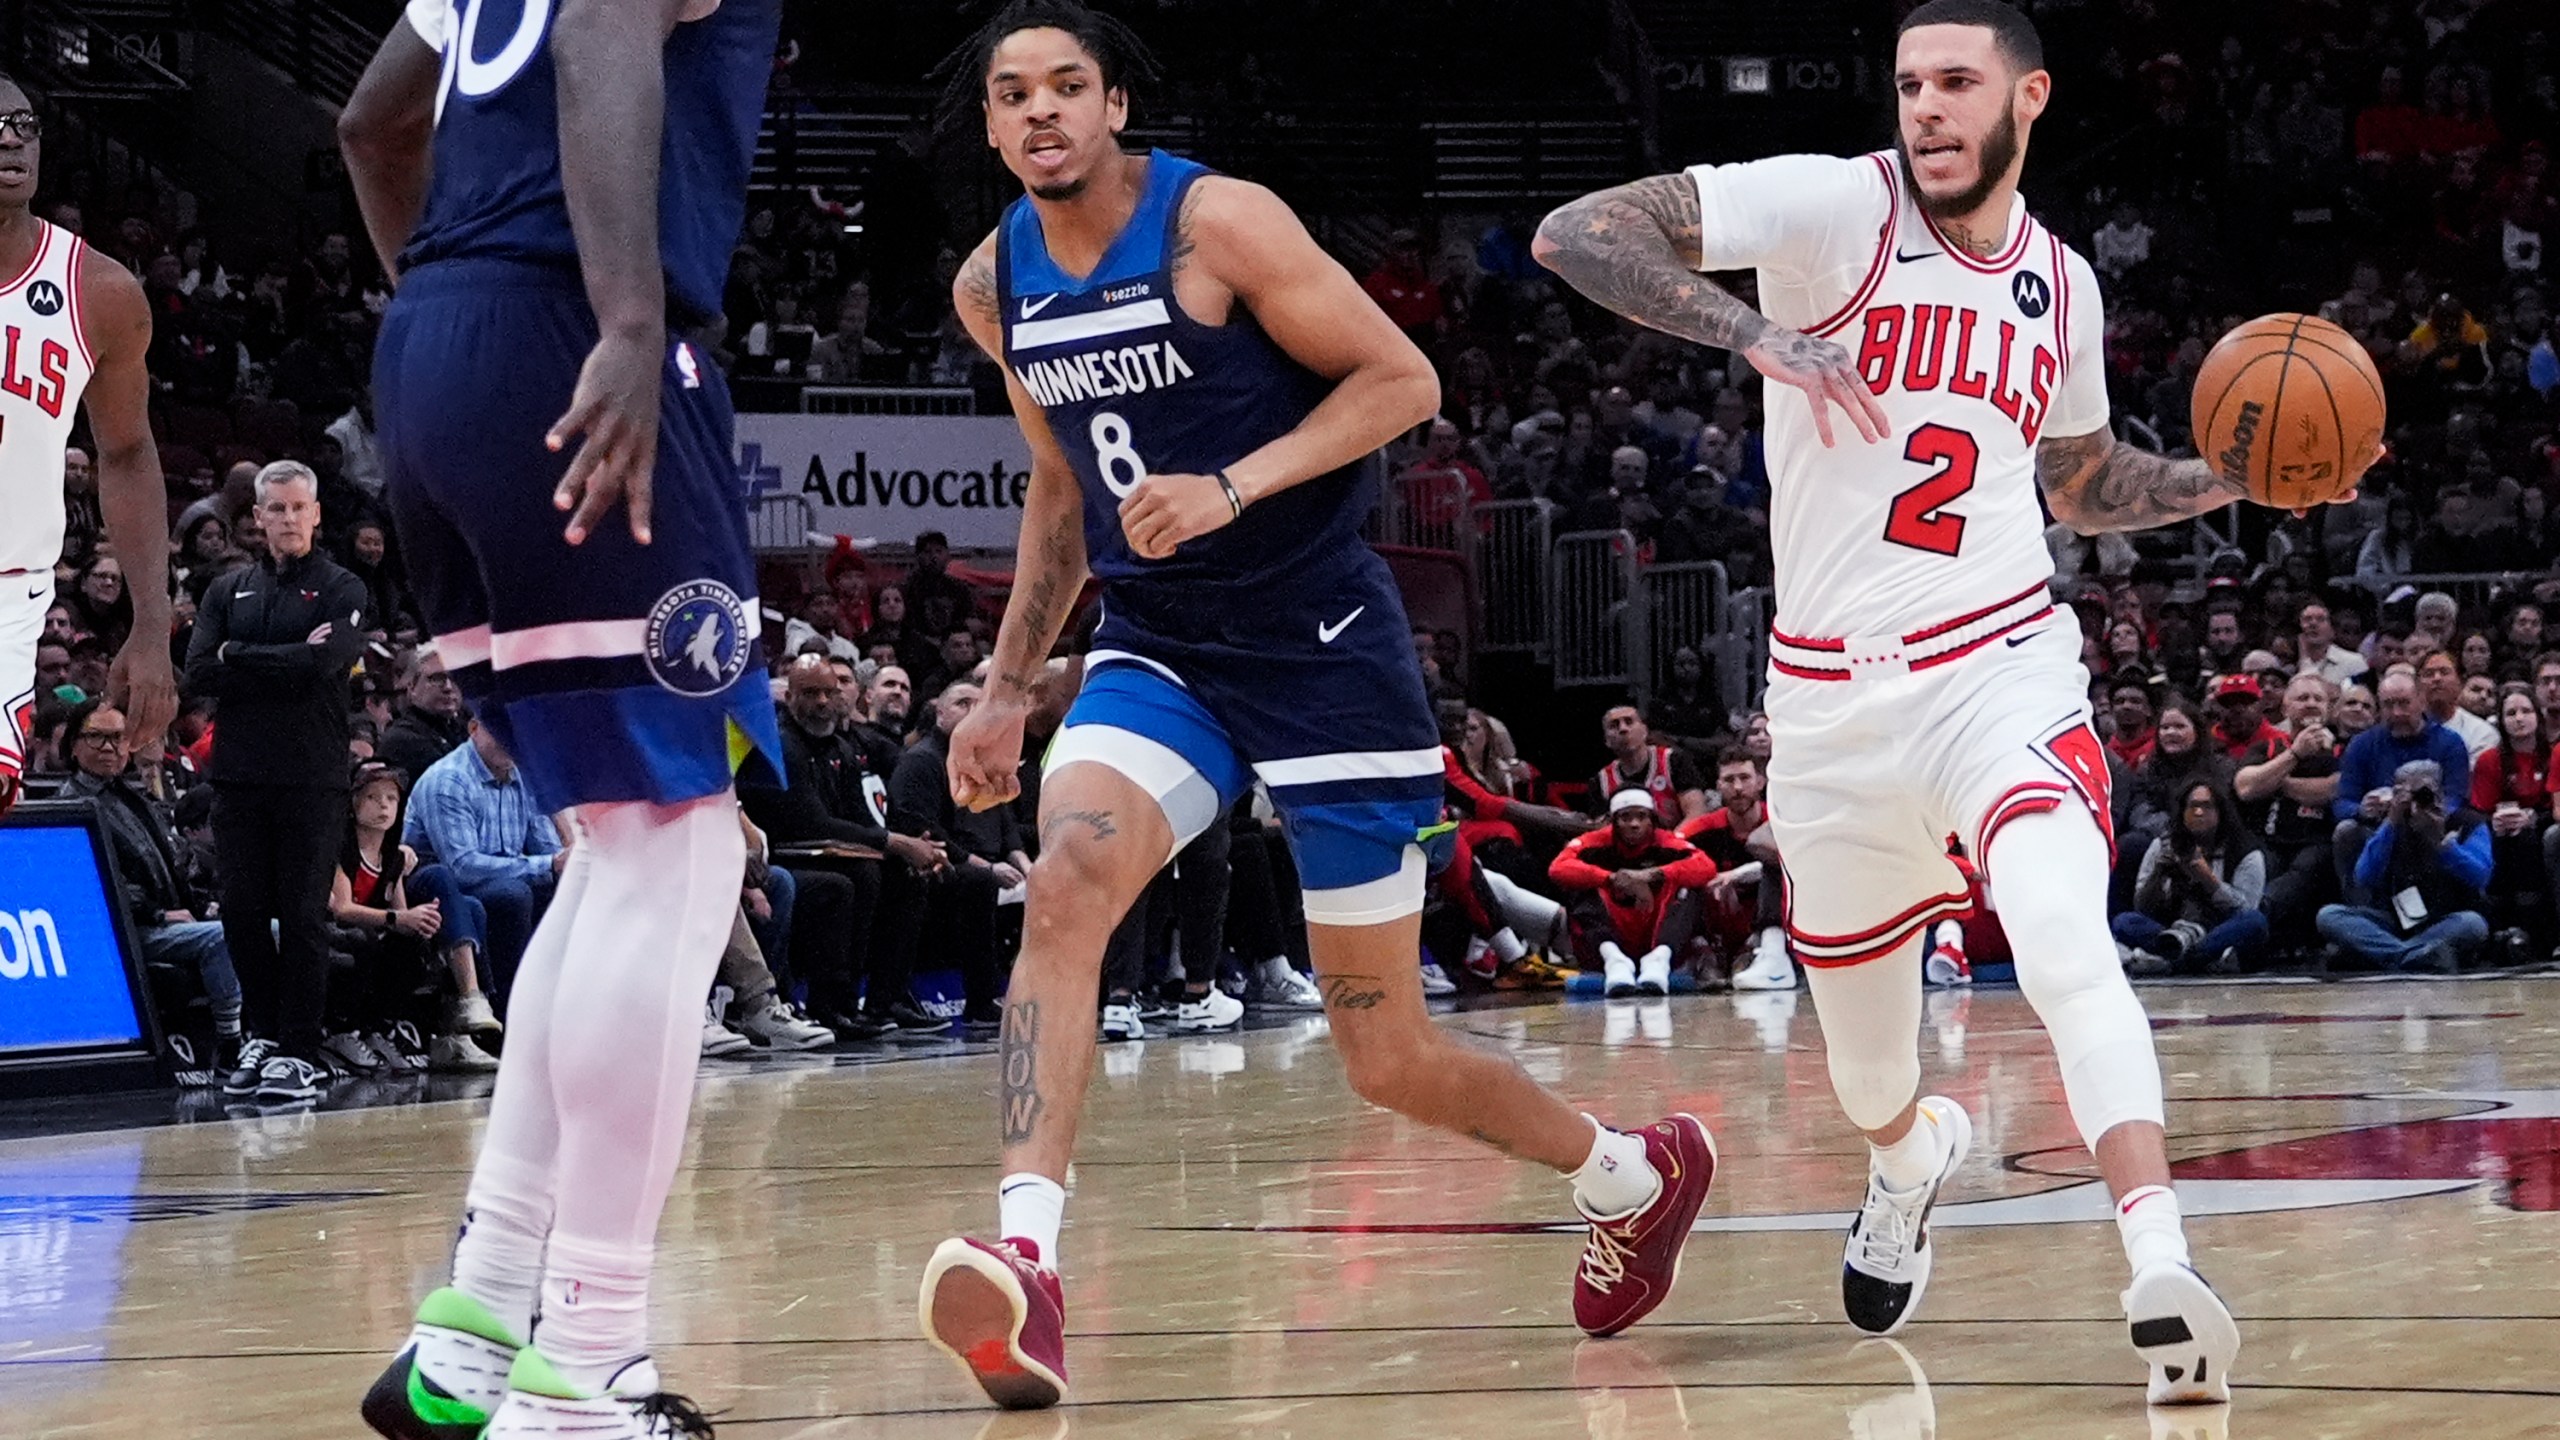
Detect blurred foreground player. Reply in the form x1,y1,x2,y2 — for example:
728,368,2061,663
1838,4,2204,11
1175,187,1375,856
1537,0,2371,1407
916,1,1715,1410
0,72,177,818
343,1,782,1436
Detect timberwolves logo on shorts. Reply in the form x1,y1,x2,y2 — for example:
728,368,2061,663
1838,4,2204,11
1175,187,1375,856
24,279,64,317
644,580,752,697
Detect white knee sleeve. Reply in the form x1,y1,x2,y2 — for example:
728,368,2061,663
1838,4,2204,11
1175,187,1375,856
1986,810,2165,1146
1800,939,1924,1132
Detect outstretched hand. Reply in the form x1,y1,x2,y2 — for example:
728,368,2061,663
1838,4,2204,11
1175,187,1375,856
1742,326,1890,448
548,326,666,545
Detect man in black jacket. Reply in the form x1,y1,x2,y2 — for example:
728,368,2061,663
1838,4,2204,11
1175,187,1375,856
376,644,468,781
889,678,1016,1027
181,461,367,1099
59,697,244,1080
738,656,949,1035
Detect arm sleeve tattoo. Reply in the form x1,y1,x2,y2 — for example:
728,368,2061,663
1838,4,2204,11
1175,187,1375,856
2035,428,2248,535
1533,174,1771,353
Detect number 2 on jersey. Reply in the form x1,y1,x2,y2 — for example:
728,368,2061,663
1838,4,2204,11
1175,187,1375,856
1091,410,1146,498
1883,423,1977,557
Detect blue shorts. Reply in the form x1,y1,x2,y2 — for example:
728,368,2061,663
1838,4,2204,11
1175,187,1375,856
374,259,782,809
1049,556,1443,926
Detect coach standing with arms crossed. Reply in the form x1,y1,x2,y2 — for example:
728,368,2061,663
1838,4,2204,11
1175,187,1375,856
185,460,368,1101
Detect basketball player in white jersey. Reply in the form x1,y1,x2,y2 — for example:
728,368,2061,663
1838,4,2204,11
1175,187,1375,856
0,74,176,818
1536,0,2373,1407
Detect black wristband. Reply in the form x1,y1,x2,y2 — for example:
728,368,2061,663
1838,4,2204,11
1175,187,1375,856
1214,469,1245,520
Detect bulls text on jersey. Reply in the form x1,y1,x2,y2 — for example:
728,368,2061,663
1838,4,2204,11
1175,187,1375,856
0,327,70,418
1851,303,2057,446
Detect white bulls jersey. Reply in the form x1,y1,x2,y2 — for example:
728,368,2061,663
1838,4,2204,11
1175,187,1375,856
1686,151,2106,647
0,221,97,576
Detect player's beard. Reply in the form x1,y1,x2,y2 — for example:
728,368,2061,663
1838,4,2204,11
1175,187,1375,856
1028,169,1090,203
1899,99,2021,224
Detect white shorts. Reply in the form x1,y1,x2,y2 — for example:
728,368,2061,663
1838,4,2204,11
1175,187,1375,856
1,572,48,781
1764,603,2113,969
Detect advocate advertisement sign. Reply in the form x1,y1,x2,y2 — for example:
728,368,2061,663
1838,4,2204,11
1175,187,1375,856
738,414,1037,551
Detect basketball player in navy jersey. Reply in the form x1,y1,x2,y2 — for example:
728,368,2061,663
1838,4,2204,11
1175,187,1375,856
914,3,1717,1410
342,2,782,1437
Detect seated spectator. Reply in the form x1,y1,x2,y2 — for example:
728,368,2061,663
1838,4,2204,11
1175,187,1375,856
1549,791,1718,998
2417,648,2498,761
376,644,469,782
2236,673,2342,951
1443,702,1585,860
2115,779,2270,975
2122,699,2233,850
404,719,564,1010
2500,603,2545,674
327,760,497,1073
917,628,983,703
342,519,416,639
1678,746,1788,988
860,583,939,682
2318,760,2491,973
783,588,864,664
805,281,887,382
2334,681,2379,743
888,679,1010,1027
2207,673,2287,759
1648,647,1729,754
1100,822,1243,1038
67,554,132,652
722,811,837,1051
2458,630,2497,680
2331,671,2475,906
59,698,244,1085
900,530,978,638
1398,417,1490,533
2473,689,2551,944
1589,703,1710,823
1224,793,1328,1007
2294,599,2367,690
2105,678,2158,768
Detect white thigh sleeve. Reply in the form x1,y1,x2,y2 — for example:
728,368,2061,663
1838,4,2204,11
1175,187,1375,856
1045,723,1223,864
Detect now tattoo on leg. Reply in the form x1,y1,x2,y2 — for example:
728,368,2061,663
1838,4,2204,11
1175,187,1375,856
1000,1000,1045,1146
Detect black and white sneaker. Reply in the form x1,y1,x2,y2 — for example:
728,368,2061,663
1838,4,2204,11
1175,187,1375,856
221,1037,279,1096
375,1023,435,1074
2125,1262,2239,1405
323,1031,384,1076
253,1054,327,1103
167,1035,222,1089
1842,1095,1972,1335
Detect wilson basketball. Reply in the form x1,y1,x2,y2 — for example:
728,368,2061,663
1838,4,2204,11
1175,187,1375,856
2190,313,2386,510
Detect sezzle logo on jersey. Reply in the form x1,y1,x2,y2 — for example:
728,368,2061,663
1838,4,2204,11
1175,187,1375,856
0,326,71,418
1851,303,2058,446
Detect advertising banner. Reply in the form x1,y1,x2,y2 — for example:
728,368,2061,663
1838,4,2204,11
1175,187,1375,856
738,414,1036,551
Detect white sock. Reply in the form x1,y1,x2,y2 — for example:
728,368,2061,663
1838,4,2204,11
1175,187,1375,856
999,1172,1067,1267
449,1153,548,1344
1490,927,1527,964
2116,1184,2191,1273
1871,1109,1944,1193
1570,1116,1658,1217
530,795,744,1394
1599,940,1630,970
1640,944,1671,970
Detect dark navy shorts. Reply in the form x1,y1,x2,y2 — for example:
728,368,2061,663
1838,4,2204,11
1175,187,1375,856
1047,553,1443,926
373,259,781,809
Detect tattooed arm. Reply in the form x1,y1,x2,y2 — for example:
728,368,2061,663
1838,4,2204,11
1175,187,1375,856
945,235,1091,811
2035,427,2248,535
1533,173,1887,447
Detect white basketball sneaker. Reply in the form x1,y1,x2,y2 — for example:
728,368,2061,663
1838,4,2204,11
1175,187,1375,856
1100,1001,1145,1041
2124,1262,2240,1405
1172,987,1244,1033
1923,924,1972,987
1731,928,1796,990
484,1353,711,1439
1842,1096,1973,1335
1599,941,1638,998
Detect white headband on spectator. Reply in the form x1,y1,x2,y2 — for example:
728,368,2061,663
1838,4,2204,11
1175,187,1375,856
1609,789,1655,816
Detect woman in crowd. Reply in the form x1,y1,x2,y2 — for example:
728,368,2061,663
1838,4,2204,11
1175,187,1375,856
2458,630,2497,680
326,761,502,1073
2114,779,2269,975
2354,494,2418,583
68,554,134,653
343,519,417,639
2123,698,2234,843
860,582,940,678
174,512,241,591
2103,618,2150,680
2471,688,2550,939
1647,647,1728,752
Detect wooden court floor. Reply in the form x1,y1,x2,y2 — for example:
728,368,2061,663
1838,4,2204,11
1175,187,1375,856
6,977,2560,1439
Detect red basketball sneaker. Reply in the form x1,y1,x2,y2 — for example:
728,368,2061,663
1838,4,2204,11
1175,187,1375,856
1573,1114,1718,1337
919,1236,1068,1409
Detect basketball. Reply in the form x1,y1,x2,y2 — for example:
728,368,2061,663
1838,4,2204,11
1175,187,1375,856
2190,313,2386,510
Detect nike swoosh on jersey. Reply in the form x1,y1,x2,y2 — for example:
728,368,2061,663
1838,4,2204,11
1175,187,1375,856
1019,293,1060,319
1894,248,1939,263
1317,606,1366,644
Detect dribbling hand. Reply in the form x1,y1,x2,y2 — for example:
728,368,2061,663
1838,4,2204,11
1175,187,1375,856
948,695,1028,812
1742,326,1890,448
548,325,666,546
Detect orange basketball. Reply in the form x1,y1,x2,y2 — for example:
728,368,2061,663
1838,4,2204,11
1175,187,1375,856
2190,313,2385,510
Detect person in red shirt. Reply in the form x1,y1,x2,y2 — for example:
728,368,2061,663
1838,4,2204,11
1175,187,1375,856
1359,228,1444,341
2472,688,2550,931
1551,792,1718,997
2106,679,2158,769
2207,674,2286,760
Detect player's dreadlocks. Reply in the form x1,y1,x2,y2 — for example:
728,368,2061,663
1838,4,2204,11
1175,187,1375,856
930,0,1164,138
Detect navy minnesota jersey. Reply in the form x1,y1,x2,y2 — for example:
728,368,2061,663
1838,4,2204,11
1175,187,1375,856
400,0,778,324
996,151,1378,591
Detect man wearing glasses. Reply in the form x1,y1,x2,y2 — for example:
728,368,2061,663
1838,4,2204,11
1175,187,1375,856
0,79,178,822
182,460,369,1102
57,695,246,1083
378,643,470,781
